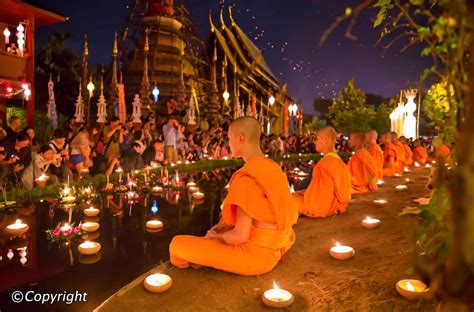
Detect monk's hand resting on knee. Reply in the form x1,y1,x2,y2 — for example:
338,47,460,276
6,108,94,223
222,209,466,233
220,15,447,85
209,223,234,233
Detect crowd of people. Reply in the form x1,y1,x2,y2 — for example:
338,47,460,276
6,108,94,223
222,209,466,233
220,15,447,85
0,114,449,191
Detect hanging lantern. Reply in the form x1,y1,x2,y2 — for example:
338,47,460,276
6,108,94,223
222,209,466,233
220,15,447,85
152,85,159,102
223,90,230,101
16,23,25,56
3,27,10,45
268,95,275,105
21,80,29,90
87,77,95,97
5,85,13,94
24,87,31,101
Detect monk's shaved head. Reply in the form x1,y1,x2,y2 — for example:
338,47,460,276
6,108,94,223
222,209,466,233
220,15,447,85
349,131,364,150
380,132,391,144
413,139,421,147
390,132,399,142
315,126,337,154
317,126,337,143
229,116,261,143
365,130,378,145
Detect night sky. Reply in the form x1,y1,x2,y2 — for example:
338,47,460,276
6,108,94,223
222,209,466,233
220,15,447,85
35,0,432,115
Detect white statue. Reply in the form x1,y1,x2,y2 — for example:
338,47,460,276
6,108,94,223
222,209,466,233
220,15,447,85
403,89,417,139
131,94,142,123
96,89,107,123
74,93,85,124
187,95,197,126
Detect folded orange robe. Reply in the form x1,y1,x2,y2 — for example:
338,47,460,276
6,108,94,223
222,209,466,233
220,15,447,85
394,141,407,169
366,143,384,179
348,149,378,194
382,143,400,176
413,146,428,164
293,152,351,217
169,157,298,276
403,143,413,166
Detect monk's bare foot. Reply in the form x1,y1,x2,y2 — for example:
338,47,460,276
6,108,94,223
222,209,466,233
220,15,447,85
190,263,202,270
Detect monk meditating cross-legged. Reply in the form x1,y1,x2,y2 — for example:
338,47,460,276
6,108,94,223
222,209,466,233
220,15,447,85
348,131,379,194
412,139,428,165
169,117,298,276
391,132,407,171
364,130,384,180
380,133,401,176
399,136,413,166
292,126,351,217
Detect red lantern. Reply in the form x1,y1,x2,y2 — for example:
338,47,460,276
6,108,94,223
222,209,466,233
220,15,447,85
21,79,29,90
6,85,13,93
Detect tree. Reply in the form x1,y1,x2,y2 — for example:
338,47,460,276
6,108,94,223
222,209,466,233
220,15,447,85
370,99,396,134
312,98,332,120
328,79,376,134
304,116,327,134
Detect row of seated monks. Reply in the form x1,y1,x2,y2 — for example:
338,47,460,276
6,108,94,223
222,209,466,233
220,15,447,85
169,117,450,276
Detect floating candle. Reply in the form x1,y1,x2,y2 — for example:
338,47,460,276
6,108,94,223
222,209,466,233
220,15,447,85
395,185,408,191
78,241,101,255
79,253,102,264
192,191,204,199
84,206,100,217
373,199,387,207
35,174,49,188
143,273,172,293
262,281,294,308
396,279,430,300
146,220,163,231
188,186,199,193
186,181,196,188
63,195,76,203
81,222,100,233
6,219,29,236
151,186,163,194
330,242,355,260
361,217,380,229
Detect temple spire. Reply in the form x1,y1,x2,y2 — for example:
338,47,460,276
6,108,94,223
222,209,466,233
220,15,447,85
81,34,89,98
140,28,151,113
220,8,226,30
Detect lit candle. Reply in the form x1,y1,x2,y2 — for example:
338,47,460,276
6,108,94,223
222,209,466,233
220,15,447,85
84,186,92,197
60,223,72,233
78,241,101,255
84,206,100,217
188,186,199,193
396,279,430,300
290,185,295,194
186,181,196,188
361,216,380,229
152,186,163,194
116,167,123,182
394,173,402,177
425,163,432,168
225,184,230,191
405,178,414,184
262,281,294,308
143,273,172,293
395,185,408,191
6,219,29,236
80,168,89,176
81,222,100,233
63,195,76,203
376,179,385,186
403,167,410,173
373,199,387,207
192,191,204,199
35,173,49,188
330,242,355,260
414,162,420,168
146,220,163,232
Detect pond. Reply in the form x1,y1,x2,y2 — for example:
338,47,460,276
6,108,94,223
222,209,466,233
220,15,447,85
0,160,311,311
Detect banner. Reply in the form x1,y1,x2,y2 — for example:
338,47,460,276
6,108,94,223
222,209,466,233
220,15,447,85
118,83,126,123
47,78,58,130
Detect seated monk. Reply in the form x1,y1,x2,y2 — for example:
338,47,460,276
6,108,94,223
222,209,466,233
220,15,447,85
399,136,413,166
364,130,384,180
348,131,378,194
380,133,400,176
391,132,407,171
169,117,298,276
412,139,428,165
292,126,351,217
432,138,451,162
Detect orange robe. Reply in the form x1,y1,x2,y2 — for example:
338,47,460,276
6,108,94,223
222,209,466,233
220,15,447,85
382,143,399,176
348,149,378,194
413,146,428,164
403,143,413,166
437,144,451,158
394,141,407,169
366,143,384,179
293,152,351,217
169,157,298,276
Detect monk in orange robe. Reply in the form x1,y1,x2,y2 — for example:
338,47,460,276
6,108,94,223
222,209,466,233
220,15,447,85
412,139,428,165
399,136,413,166
365,130,384,180
348,131,378,194
432,138,451,160
391,132,407,170
169,117,298,276
292,126,351,217
380,133,400,176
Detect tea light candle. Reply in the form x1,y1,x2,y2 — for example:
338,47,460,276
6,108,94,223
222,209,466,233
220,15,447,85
403,167,411,173
84,206,100,217
373,199,387,207
63,195,76,203
35,173,49,188
151,186,163,194
186,181,196,188
81,222,100,233
78,241,101,255
394,173,402,177
192,191,204,199
361,217,380,229
6,219,29,236
188,186,199,193
330,242,355,260
146,220,163,232
396,279,429,301
405,178,414,184
143,273,172,293
414,162,420,168
425,163,432,168
376,179,385,186
262,281,294,308
395,185,408,192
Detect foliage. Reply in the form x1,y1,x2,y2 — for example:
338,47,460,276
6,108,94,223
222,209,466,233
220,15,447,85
312,98,332,120
304,116,326,134
34,110,69,145
370,98,396,134
328,79,376,134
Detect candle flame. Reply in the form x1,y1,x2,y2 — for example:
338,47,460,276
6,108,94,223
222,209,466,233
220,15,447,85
406,282,415,291
15,219,21,225
365,216,371,221
335,241,341,247
273,281,280,290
